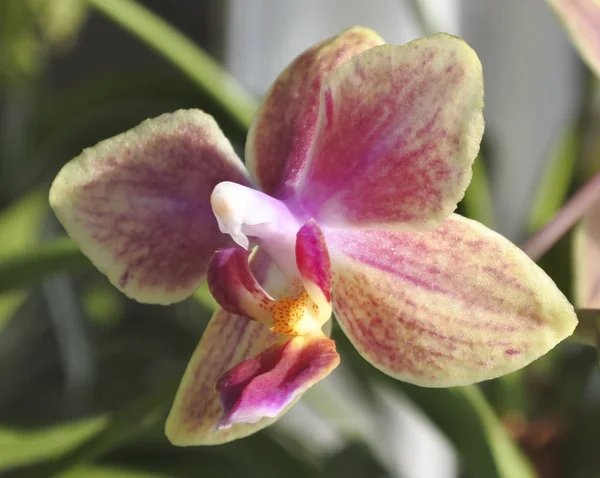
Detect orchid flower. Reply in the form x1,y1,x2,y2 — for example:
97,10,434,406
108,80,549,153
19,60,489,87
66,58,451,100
49,27,577,446
546,0,600,308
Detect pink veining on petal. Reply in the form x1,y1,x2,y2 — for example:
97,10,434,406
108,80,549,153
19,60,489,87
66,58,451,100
297,36,483,229
50,110,251,304
246,27,384,197
215,335,340,428
208,247,273,319
327,214,575,386
295,220,332,302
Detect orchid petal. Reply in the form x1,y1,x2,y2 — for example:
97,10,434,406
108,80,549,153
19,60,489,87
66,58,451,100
165,308,280,445
327,214,577,387
548,0,600,77
216,334,340,429
167,251,316,445
49,110,250,305
298,34,484,230
573,204,600,307
296,220,332,312
207,247,273,323
246,26,384,197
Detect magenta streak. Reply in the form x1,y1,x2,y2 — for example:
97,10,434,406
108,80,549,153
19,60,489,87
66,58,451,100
296,220,332,301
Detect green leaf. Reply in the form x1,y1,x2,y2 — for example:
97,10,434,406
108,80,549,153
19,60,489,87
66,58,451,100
10,381,177,477
0,236,90,295
336,333,535,478
394,384,535,478
0,190,47,329
59,465,168,478
324,442,389,478
462,155,495,227
0,417,107,470
85,0,257,131
529,125,580,232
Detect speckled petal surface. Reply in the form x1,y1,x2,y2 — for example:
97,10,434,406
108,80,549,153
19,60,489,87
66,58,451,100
327,214,577,387
573,204,600,307
548,0,600,76
216,335,339,429
298,34,484,230
246,26,384,197
49,110,251,305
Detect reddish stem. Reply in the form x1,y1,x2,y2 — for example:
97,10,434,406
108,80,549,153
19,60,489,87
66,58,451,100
521,171,600,260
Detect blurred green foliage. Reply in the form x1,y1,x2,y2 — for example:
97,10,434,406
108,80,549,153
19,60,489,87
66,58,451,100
0,0,598,477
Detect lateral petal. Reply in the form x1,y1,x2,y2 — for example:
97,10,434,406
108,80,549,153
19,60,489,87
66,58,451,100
216,334,340,429
298,34,484,230
327,214,577,387
246,26,384,197
50,110,250,305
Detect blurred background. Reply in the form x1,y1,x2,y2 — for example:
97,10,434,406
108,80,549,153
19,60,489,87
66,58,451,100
0,0,598,477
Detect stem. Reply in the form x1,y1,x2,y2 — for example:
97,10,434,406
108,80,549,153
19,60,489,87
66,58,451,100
86,0,257,131
521,170,600,260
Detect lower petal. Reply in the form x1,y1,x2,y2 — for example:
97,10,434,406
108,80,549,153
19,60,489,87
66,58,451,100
327,214,577,387
165,308,280,445
216,335,339,429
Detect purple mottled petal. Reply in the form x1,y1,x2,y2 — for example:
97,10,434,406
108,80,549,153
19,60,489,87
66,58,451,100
216,335,340,429
298,35,484,230
246,27,384,197
165,308,280,445
49,110,250,305
208,247,273,323
296,220,332,309
327,214,576,387
166,251,284,445
574,203,600,307
548,0,600,77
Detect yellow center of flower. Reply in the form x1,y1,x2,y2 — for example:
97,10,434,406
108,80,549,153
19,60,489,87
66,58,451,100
269,291,322,336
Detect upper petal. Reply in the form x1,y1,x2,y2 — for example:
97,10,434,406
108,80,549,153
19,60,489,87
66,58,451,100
327,214,577,387
246,26,384,197
548,0,600,76
297,34,484,230
50,110,251,305
573,203,600,307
